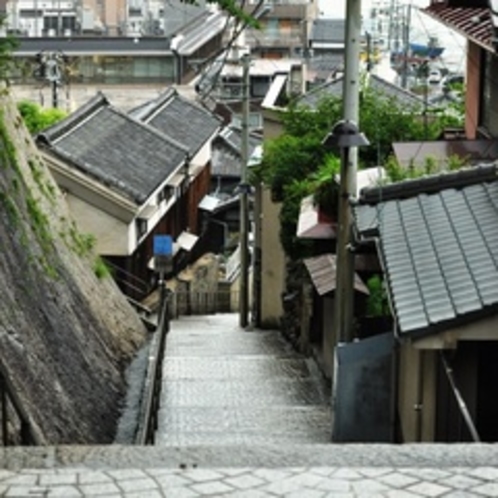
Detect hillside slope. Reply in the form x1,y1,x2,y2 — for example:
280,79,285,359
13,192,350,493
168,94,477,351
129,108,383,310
0,89,147,444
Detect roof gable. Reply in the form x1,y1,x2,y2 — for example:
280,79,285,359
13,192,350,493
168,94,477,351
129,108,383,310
211,126,262,177
423,4,495,52
131,89,221,156
297,73,425,109
38,93,188,204
354,165,498,337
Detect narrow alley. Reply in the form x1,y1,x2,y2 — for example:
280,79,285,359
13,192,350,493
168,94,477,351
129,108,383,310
156,313,332,446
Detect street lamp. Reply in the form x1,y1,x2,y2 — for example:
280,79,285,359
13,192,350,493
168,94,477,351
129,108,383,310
322,119,369,344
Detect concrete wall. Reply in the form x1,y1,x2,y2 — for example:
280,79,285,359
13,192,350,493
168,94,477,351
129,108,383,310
259,188,285,328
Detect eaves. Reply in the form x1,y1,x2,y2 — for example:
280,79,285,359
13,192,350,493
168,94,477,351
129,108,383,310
41,150,137,224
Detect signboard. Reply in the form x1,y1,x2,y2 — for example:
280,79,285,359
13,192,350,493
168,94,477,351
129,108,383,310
153,235,172,256
153,235,172,274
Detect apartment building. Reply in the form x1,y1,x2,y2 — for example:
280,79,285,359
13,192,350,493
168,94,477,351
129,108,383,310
242,0,320,58
5,0,207,37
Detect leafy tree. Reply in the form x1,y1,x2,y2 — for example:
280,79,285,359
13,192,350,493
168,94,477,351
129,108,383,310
255,89,466,259
17,101,67,134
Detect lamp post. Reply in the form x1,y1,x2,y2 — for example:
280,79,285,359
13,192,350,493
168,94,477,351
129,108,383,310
322,120,369,345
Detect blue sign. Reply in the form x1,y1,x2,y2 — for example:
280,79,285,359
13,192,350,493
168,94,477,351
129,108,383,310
153,235,172,256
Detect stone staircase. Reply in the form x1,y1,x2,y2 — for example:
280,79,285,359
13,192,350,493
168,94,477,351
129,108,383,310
155,313,333,447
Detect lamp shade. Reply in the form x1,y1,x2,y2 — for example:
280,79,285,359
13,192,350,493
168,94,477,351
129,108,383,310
322,119,370,149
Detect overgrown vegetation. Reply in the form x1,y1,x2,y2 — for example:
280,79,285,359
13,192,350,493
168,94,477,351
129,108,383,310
17,100,67,134
253,90,465,259
366,275,390,317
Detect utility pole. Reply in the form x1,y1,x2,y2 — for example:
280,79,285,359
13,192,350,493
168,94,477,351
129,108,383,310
333,0,362,345
239,53,250,328
401,3,412,89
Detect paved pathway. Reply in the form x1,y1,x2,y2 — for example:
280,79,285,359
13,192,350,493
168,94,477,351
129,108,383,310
156,313,332,446
1,313,498,496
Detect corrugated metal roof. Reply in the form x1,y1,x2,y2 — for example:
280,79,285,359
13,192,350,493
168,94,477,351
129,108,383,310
354,164,498,337
304,254,369,296
423,4,494,51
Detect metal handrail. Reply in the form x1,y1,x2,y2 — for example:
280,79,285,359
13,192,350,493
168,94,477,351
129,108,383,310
104,259,151,299
135,286,169,445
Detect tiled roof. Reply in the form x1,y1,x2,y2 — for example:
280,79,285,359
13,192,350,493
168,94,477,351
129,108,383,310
211,126,262,177
310,19,346,44
130,89,221,157
296,73,426,109
422,4,494,52
38,92,188,204
354,164,498,337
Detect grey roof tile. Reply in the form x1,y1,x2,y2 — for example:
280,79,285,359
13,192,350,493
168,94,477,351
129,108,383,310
131,89,221,156
354,165,498,337
310,19,346,44
38,92,188,204
296,73,426,109
211,126,262,177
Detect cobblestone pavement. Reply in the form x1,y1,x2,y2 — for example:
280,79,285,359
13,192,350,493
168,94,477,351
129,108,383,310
156,313,333,446
1,313,498,496
1,445,498,497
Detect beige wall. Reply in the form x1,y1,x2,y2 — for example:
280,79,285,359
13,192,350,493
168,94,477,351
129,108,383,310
66,194,129,256
103,0,126,34
259,188,285,328
397,345,437,442
398,314,498,442
322,295,336,379
81,0,125,34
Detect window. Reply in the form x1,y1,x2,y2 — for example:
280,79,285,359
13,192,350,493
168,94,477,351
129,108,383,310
136,218,148,242
157,185,174,204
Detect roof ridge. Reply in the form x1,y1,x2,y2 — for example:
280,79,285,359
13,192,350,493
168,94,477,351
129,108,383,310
37,92,108,144
119,105,190,155
367,73,426,106
359,164,498,205
136,88,177,122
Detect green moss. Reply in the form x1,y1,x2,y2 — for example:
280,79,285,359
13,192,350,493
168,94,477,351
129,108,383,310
93,256,111,279
0,112,21,176
66,222,96,256
28,159,56,203
26,195,53,252
0,191,19,225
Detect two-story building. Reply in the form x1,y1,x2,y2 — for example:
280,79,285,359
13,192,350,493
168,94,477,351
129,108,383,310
423,0,498,139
